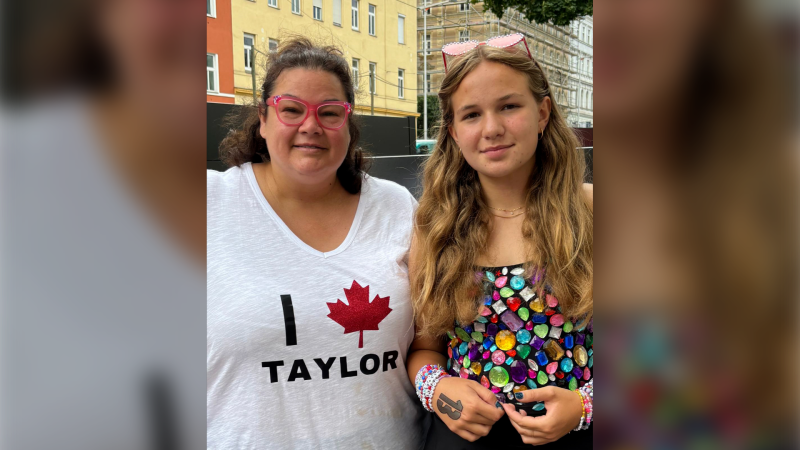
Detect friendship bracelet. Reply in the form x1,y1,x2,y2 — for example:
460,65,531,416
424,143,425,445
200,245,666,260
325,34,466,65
415,365,451,412
572,380,593,431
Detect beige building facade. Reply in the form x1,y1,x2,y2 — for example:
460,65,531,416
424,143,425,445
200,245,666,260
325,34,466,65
231,0,420,117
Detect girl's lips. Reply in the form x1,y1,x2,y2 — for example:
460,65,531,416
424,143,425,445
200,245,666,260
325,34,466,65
481,144,513,154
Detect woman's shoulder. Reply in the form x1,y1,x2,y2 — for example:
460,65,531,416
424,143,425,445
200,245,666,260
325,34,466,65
363,175,417,208
208,164,248,188
207,164,251,205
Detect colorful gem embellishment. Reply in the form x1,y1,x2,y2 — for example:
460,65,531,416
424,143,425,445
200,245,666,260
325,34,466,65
445,264,593,398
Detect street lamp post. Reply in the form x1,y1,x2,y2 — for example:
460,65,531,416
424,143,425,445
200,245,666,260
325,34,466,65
419,0,452,140
251,48,257,103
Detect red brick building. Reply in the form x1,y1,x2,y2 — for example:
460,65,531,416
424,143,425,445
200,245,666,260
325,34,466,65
207,0,235,103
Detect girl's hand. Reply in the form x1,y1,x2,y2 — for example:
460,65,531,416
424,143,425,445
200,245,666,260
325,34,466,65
500,386,583,446
432,377,506,442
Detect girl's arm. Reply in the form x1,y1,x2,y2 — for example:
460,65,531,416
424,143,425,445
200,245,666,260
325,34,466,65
406,233,505,442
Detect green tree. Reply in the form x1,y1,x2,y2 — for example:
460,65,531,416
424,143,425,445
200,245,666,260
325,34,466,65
417,95,442,139
481,0,591,26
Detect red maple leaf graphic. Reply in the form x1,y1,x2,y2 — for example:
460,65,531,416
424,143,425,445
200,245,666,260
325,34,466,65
326,281,392,348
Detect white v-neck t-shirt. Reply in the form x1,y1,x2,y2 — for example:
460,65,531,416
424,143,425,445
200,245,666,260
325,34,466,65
207,163,424,449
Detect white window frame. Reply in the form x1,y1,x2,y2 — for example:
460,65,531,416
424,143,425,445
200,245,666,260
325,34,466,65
292,0,301,15
333,0,342,25
368,4,376,36
207,53,219,93
269,38,279,53
313,0,322,20
268,0,278,8
207,0,216,17
459,30,469,42
459,2,468,11
352,0,359,30
352,58,360,90
244,33,255,73
397,69,404,98
369,62,377,94
426,73,431,92
424,34,431,55
398,14,405,44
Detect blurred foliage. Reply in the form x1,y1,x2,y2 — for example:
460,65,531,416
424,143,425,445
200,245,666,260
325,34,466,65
481,0,592,26
417,95,442,139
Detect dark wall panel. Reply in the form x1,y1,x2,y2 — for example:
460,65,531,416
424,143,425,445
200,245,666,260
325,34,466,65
207,103,592,192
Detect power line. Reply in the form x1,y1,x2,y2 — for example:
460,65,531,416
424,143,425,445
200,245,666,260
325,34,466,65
374,74,442,92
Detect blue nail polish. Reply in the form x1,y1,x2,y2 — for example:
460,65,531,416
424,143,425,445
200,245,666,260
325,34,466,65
495,401,502,408
515,393,524,399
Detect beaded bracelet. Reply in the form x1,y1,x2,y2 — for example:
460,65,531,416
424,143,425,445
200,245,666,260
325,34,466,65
572,380,593,431
415,364,451,412
580,380,593,428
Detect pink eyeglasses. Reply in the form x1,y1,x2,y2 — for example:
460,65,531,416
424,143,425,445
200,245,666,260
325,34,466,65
266,95,353,130
441,33,533,72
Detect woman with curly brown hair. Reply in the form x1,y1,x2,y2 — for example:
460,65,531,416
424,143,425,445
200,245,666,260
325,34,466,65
207,37,424,449
407,36,593,448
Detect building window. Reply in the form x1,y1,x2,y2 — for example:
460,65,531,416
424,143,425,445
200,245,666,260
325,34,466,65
426,73,431,92
368,4,376,35
398,14,405,44
207,0,215,17
459,30,469,42
244,33,255,73
397,69,404,98
291,0,300,14
313,0,322,20
207,53,218,93
369,62,377,94
352,0,359,30
352,59,359,90
459,2,468,11
424,34,431,55
269,38,279,53
333,0,342,25
268,0,278,7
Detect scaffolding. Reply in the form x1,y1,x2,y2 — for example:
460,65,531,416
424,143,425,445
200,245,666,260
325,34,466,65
417,1,592,126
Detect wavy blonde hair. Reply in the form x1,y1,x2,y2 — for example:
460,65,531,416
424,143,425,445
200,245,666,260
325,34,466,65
411,45,593,338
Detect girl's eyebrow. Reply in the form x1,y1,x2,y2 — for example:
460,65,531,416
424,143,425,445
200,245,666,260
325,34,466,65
456,93,522,113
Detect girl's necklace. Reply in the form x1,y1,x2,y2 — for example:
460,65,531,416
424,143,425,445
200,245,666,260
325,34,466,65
487,205,524,213
487,205,524,218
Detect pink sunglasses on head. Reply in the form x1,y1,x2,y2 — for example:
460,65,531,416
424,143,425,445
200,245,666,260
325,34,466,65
441,33,533,72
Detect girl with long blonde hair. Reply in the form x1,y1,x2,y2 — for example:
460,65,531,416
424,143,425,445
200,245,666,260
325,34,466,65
406,36,593,448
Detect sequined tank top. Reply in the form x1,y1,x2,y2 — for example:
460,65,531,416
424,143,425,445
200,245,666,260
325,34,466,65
446,264,593,407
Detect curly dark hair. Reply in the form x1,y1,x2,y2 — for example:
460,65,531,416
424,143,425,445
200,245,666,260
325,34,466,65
218,36,368,194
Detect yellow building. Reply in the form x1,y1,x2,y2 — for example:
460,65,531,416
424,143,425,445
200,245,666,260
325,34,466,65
231,0,420,118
